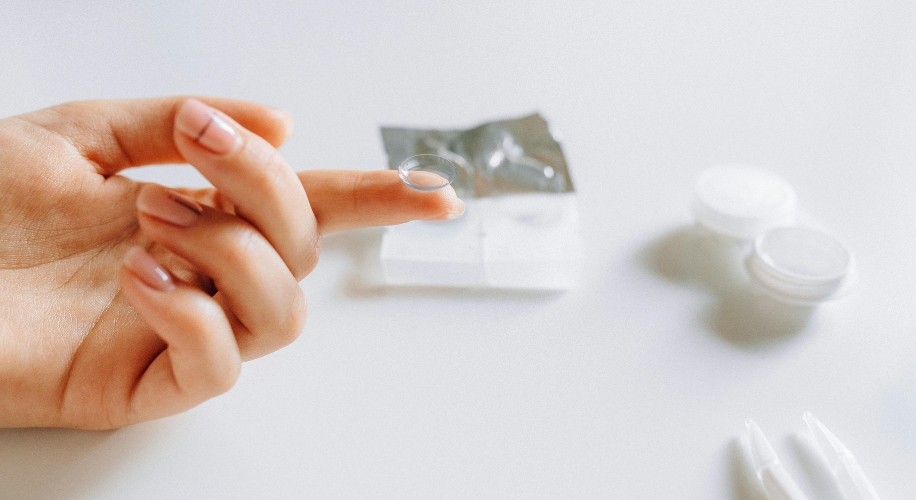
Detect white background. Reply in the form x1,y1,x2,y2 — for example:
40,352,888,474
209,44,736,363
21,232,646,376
1,1,915,498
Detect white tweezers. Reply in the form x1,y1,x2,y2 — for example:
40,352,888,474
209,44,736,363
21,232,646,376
745,412,881,500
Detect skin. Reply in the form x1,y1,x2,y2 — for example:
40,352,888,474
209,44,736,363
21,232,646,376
0,97,464,430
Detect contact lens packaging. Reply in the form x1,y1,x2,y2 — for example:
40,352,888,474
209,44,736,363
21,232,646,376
379,114,583,289
690,165,854,304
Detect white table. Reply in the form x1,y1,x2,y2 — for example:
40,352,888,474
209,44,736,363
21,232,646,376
2,1,915,498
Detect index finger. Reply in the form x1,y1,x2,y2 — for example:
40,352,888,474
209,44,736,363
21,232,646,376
299,169,465,234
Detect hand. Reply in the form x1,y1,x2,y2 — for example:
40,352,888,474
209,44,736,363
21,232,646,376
0,97,464,429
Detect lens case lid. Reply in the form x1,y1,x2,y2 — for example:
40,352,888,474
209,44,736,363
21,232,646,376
747,226,854,304
693,165,797,240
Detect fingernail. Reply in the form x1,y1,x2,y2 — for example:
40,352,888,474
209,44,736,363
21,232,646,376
175,99,242,155
447,199,465,219
138,186,203,227
123,247,175,292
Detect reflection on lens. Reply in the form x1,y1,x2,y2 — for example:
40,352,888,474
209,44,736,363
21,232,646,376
398,154,458,191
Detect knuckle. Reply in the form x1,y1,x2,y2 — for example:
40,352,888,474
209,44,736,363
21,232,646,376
277,289,308,347
50,100,91,117
294,235,321,280
283,292,308,345
207,362,241,396
218,225,263,271
245,146,289,199
180,300,241,396
351,171,369,215
181,297,225,337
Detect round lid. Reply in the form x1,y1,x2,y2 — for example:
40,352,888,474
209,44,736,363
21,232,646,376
746,226,853,304
692,165,797,239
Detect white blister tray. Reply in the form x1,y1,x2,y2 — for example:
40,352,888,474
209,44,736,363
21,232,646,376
380,193,583,290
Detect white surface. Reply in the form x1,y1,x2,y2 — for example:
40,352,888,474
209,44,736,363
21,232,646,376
2,1,916,499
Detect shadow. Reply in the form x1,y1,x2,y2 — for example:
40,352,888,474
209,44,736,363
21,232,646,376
320,227,566,302
728,436,769,500
787,431,845,500
0,421,167,500
642,225,814,347
705,294,815,346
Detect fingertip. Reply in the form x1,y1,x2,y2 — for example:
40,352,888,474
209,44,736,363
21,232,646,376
136,184,205,228
185,97,293,148
412,184,464,221
266,107,294,144
174,99,243,156
174,98,211,140
122,246,176,292
438,185,465,220
120,256,242,396
385,170,464,220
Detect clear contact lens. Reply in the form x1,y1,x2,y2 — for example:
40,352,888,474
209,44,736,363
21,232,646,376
398,154,458,191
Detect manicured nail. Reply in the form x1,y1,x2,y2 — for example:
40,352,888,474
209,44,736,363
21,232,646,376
175,98,242,155
123,247,175,292
137,186,203,227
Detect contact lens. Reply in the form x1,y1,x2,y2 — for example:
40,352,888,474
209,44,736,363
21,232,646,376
398,154,458,191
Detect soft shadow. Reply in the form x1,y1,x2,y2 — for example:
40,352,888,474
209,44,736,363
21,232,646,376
787,431,845,500
321,228,565,302
0,422,164,500
642,225,814,347
728,436,768,500
706,294,815,346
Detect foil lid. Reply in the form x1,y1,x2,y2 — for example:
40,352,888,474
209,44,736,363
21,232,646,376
381,113,574,198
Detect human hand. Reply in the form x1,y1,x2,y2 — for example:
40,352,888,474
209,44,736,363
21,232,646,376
0,97,463,429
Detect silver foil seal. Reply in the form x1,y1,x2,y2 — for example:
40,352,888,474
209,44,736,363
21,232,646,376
381,113,573,198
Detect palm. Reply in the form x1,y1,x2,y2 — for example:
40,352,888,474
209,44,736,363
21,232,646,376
0,114,210,428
